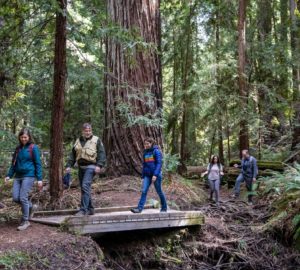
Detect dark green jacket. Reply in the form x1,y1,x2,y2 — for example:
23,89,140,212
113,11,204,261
66,136,106,168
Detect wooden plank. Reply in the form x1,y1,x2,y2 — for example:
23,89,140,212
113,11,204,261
32,204,155,218
66,210,205,235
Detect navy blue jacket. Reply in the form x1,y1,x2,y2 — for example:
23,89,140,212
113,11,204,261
6,143,43,181
240,156,258,180
142,146,162,178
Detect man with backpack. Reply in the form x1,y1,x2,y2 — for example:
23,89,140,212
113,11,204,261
65,123,106,216
231,149,258,205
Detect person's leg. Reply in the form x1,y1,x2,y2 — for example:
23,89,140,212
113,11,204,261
12,179,22,205
137,176,152,211
78,168,85,212
233,174,244,197
153,175,167,211
214,179,220,204
19,177,35,222
245,179,253,203
80,168,95,213
208,179,215,200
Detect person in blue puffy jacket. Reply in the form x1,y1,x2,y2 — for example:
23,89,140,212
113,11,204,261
131,138,167,213
5,128,43,231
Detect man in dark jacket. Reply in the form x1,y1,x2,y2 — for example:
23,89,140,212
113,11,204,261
65,123,106,216
232,149,258,205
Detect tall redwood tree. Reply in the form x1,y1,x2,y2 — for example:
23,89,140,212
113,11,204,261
104,0,162,176
49,0,67,200
238,0,249,156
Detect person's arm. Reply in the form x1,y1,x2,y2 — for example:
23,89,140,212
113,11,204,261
6,150,17,179
96,139,106,168
33,145,43,181
252,158,258,180
153,149,162,177
201,165,210,177
220,164,224,175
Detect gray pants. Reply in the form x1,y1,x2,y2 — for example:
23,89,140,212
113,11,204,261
208,178,220,203
12,177,35,221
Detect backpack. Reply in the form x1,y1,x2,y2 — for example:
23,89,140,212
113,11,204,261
13,143,34,166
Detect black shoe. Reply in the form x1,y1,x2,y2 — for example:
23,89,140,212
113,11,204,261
131,208,142,213
74,211,86,216
160,209,167,213
88,209,95,215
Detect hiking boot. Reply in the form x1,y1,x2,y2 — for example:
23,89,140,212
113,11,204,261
131,208,142,214
88,208,95,215
17,221,30,231
74,211,87,217
160,209,167,213
216,202,220,207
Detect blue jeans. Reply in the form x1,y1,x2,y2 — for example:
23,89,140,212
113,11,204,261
12,177,35,221
78,168,95,213
208,178,220,202
137,175,167,211
234,173,253,202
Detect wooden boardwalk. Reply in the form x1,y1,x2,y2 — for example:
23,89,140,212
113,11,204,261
31,205,205,235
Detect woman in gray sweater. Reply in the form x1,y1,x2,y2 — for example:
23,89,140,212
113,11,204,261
202,155,224,206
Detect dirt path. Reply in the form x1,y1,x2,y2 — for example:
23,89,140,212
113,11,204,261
101,190,300,270
0,177,299,269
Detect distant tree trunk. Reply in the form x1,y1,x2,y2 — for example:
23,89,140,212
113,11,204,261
104,0,162,176
290,0,300,159
215,0,224,164
170,28,179,155
238,0,249,156
49,0,67,200
179,3,196,170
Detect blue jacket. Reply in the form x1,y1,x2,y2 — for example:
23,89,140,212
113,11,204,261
7,143,43,181
142,145,162,178
240,156,258,180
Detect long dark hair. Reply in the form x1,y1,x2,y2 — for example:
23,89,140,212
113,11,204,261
210,155,221,167
18,128,33,145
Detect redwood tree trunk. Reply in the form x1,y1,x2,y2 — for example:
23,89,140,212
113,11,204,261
49,0,67,200
104,0,162,176
290,0,300,159
238,0,249,156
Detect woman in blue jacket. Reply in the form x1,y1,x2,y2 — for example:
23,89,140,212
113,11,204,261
131,138,167,213
5,128,43,231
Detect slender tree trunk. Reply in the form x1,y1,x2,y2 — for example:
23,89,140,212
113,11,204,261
49,0,67,200
215,0,224,164
238,0,249,156
290,0,300,158
171,27,179,155
104,0,162,176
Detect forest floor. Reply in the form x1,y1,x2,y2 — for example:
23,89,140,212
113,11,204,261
0,175,299,269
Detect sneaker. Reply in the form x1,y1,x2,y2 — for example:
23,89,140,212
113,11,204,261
74,211,87,217
88,208,95,215
230,194,238,199
130,208,142,214
216,202,220,207
248,201,253,206
17,221,30,231
160,209,167,213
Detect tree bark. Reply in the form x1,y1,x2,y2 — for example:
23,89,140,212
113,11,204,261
49,0,67,200
290,0,300,159
104,0,162,176
238,0,249,156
